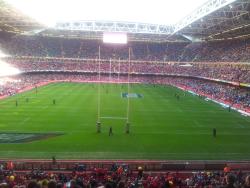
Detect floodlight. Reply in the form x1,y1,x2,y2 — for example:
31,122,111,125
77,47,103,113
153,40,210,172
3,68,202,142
0,60,20,77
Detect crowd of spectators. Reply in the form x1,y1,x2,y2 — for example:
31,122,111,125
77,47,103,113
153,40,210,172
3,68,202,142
1,36,186,61
1,163,250,188
4,58,250,84
0,73,249,112
178,39,250,62
154,77,250,111
1,36,250,62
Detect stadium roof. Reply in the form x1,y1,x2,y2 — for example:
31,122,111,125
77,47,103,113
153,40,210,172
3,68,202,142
5,0,209,27
0,0,250,41
0,0,43,33
175,0,250,40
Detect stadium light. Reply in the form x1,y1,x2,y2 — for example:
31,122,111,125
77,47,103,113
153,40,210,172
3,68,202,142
0,60,20,77
0,50,9,58
0,50,19,77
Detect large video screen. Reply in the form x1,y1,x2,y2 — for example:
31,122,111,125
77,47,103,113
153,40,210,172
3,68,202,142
103,32,127,44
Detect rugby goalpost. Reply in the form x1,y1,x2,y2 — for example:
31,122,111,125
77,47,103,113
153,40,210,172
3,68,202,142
96,46,131,134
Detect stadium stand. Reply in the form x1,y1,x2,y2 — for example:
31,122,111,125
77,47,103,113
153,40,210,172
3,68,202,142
2,37,250,62
3,58,250,83
0,162,250,188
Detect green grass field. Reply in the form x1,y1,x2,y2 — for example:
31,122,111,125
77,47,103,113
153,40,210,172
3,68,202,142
0,82,250,160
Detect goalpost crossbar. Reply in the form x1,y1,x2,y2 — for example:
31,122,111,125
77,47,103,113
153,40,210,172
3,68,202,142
100,116,128,120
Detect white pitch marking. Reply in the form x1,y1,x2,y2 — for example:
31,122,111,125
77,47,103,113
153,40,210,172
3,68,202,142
100,116,127,120
20,117,31,125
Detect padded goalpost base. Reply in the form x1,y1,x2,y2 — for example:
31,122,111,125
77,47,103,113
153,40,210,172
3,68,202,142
96,121,101,133
125,122,130,134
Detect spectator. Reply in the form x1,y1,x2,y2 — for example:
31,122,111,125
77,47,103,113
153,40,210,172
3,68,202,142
220,174,237,188
243,175,250,188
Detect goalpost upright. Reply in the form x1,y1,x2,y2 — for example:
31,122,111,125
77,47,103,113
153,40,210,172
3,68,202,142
109,58,112,83
125,48,131,133
96,46,101,132
118,58,121,83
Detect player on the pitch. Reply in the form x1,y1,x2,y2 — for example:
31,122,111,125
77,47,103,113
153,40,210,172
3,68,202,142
109,126,113,136
177,95,180,100
213,128,217,138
